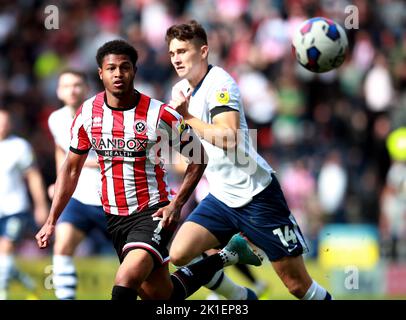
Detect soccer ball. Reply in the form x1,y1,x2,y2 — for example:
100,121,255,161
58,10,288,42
292,17,348,73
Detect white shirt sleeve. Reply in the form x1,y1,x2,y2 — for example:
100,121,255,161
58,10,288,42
207,80,241,114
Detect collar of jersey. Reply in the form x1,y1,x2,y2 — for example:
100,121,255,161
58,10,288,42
191,64,213,97
103,90,141,111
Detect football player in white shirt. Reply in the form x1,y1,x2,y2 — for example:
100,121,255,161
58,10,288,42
0,109,48,299
166,20,333,300
47,70,111,299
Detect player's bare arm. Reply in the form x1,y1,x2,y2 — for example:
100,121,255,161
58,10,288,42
35,151,88,249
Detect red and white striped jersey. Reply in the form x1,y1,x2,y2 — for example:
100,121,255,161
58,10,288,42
70,90,186,216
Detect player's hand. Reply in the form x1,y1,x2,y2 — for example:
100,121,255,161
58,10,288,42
35,221,55,249
151,203,180,229
170,89,192,119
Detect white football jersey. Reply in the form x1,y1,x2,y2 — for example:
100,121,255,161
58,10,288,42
0,135,34,216
172,66,274,207
48,106,101,206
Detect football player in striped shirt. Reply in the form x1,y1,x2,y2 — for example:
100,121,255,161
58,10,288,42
35,40,262,300
166,21,333,300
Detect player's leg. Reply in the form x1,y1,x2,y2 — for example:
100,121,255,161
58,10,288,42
271,254,331,299
168,233,263,300
111,252,168,300
238,173,332,300
52,223,85,299
0,236,14,300
170,221,220,266
0,213,31,300
52,199,89,300
107,204,175,300
138,263,173,299
136,233,263,300
233,264,269,297
197,250,258,300
170,195,257,300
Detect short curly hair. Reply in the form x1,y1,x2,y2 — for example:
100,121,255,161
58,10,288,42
96,40,138,68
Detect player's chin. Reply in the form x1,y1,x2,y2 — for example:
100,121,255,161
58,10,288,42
111,87,126,97
176,69,187,78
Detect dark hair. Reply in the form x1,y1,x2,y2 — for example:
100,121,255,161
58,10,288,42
96,40,138,68
165,20,208,47
58,68,88,84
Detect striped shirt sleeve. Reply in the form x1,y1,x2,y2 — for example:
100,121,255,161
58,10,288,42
70,106,91,154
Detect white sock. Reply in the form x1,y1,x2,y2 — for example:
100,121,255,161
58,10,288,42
53,255,77,300
301,280,332,300
219,249,239,267
209,272,247,300
0,255,14,299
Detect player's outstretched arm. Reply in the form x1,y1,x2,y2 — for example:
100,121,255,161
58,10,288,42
35,151,88,248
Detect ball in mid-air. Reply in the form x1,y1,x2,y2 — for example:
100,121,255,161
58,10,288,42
292,17,348,73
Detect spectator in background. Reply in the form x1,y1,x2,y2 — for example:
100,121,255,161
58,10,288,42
0,108,48,299
317,150,348,223
381,127,406,261
380,159,406,261
47,69,112,300
364,53,394,113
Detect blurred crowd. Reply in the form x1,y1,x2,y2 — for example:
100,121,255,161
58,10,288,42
0,0,406,260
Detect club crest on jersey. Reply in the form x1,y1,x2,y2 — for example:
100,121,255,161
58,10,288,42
92,116,102,127
134,120,147,134
216,88,230,105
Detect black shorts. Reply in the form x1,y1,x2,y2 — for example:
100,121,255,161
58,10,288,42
106,202,173,267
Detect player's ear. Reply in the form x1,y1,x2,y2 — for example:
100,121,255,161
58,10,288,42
98,67,103,80
201,45,209,59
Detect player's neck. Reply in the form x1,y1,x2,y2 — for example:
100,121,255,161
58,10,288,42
188,63,210,90
105,89,138,109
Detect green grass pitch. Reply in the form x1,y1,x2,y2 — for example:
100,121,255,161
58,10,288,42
6,257,403,300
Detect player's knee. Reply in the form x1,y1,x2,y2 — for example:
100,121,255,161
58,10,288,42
169,248,192,267
114,268,143,289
